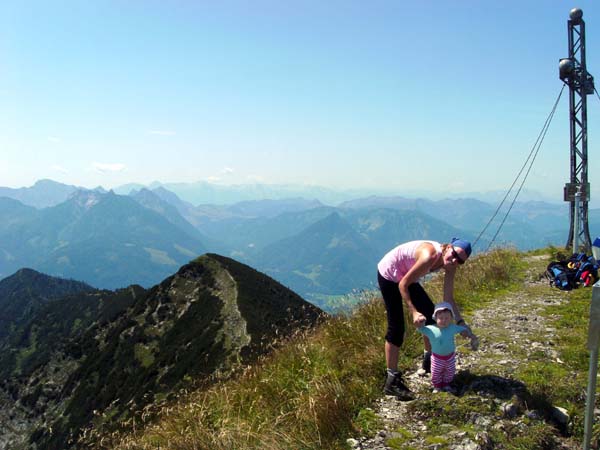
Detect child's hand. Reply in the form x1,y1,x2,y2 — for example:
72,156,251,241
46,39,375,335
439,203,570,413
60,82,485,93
412,311,426,328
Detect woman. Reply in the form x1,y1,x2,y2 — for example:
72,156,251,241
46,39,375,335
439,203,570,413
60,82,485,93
377,238,472,400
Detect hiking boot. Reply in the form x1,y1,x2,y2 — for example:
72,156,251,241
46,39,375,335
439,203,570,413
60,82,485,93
383,372,415,401
422,351,432,374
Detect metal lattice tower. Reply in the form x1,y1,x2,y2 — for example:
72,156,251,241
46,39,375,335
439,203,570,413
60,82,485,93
559,8,595,252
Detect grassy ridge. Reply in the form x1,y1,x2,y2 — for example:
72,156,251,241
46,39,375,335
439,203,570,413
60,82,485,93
84,248,586,449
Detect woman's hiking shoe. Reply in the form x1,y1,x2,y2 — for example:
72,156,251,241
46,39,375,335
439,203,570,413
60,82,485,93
383,372,415,401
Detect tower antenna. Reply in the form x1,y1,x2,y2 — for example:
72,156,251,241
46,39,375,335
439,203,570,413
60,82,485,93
559,7,595,252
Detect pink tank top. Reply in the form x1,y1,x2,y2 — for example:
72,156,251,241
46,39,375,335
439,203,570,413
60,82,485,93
377,240,442,283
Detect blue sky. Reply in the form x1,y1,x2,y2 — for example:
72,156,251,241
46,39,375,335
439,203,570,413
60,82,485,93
2,1,600,205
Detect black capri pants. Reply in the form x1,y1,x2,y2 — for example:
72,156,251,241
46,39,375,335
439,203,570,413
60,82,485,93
377,271,435,347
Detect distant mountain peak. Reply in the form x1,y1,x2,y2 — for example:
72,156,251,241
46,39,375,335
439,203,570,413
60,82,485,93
0,179,80,209
68,189,104,209
33,179,71,188
1,267,93,291
13,267,43,277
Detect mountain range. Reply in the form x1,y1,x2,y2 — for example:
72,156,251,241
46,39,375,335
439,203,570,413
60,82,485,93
0,179,589,308
0,256,323,449
0,189,207,289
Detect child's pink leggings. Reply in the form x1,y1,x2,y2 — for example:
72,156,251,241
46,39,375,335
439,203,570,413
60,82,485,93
431,352,456,388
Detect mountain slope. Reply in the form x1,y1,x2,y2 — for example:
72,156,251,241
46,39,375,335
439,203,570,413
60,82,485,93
255,212,379,296
130,187,206,241
13,255,324,449
132,187,231,254
340,207,468,258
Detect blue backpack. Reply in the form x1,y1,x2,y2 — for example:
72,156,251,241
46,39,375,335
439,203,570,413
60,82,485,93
546,261,576,290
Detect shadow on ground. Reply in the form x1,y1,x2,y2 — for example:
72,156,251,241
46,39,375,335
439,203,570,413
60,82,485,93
454,370,528,399
453,370,569,436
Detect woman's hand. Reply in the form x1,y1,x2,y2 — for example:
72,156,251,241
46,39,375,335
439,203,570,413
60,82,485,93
412,311,426,327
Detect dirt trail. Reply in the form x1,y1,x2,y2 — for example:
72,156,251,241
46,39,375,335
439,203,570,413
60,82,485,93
349,256,586,450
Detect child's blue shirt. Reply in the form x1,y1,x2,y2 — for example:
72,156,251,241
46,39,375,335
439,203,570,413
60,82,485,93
417,323,467,356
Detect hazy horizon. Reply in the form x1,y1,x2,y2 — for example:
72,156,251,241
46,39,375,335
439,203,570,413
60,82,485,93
3,1,599,204
1,177,571,209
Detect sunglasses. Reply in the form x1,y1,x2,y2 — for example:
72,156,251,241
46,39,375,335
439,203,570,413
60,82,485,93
451,247,466,265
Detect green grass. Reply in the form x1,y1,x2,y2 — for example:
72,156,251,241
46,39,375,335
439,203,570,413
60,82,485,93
15,326,38,375
81,247,591,449
386,427,416,449
134,342,157,368
353,407,382,436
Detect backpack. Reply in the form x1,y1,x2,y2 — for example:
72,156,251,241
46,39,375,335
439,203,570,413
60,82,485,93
546,261,576,290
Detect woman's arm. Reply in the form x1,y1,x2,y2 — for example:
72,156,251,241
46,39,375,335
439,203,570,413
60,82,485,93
443,265,462,322
444,266,473,336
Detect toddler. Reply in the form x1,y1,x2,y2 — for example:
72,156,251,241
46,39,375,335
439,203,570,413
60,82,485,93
417,302,478,393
